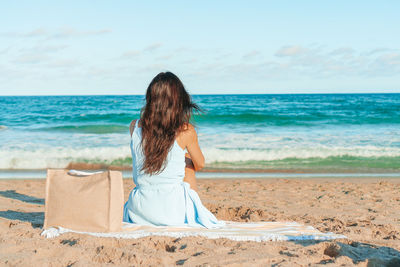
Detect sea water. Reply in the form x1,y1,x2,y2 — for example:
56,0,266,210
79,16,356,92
0,94,399,175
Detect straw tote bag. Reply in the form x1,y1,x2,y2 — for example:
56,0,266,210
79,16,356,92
44,169,124,232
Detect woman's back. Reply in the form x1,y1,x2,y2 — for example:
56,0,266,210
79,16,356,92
124,119,223,228
130,119,186,187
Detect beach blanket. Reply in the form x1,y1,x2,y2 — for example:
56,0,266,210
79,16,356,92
41,221,346,242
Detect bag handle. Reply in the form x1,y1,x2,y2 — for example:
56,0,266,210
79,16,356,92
67,169,104,177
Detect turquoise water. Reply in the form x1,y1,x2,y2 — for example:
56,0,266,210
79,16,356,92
0,94,399,172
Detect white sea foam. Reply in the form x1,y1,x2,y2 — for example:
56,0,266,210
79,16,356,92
202,146,400,163
1,130,400,169
0,146,131,169
198,131,400,163
1,143,400,169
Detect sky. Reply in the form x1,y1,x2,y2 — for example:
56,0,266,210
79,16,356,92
0,1,399,95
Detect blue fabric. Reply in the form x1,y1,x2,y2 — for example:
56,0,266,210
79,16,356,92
123,120,225,228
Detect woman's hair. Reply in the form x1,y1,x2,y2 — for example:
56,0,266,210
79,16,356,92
140,71,200,175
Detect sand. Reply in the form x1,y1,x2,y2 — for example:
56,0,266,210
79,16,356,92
0,177,399,266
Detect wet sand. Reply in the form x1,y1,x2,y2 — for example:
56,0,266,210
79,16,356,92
0,178,399,266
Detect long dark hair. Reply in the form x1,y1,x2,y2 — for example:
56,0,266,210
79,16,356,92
140,72,199,175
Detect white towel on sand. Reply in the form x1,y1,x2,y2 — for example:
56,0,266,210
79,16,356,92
41,221,346,242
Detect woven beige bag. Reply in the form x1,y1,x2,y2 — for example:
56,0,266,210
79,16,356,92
44,169,124,232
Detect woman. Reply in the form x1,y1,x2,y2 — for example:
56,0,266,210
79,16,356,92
123,72,224,228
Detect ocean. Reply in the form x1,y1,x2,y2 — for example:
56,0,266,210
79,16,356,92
1,94,399,177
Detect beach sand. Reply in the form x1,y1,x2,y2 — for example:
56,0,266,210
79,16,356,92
0,178,399,266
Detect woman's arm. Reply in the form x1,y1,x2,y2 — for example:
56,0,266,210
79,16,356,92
183,153,198,191
180,124,204,192
185,124,205,171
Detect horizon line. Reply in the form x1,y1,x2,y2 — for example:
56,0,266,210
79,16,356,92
1,92,400,97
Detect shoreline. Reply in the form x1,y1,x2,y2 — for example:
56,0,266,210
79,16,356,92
2,177,400,183
1,169,400,180
65,162,400,174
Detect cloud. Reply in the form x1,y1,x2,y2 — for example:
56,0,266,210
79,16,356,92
367,53,400,76
115,44,400,80
46,59,80,68
49,28,112,39
379,53,400,65
208,45,400,81
8,44,70,66
275,45,307,57
24,28,48,37
120,50,141,59
181,58,197,64
3,40,399,93
329,47,355,56
0,46,11,55
0,28,112,39
136,63,168,73
0,28,47,38
118,43,163,60
86,66,111,77
143,43,162,52
156,54,174,60
364,48,394,56
212,52,232,62
19,44,69,53
242,50,261,60
13,54,49,64
270,44,400,78
155,47,193,61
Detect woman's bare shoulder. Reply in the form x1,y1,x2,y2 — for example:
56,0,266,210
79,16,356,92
181,123,196,134
178,123,198,143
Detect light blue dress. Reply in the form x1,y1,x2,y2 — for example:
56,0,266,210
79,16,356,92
123,120,224,228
